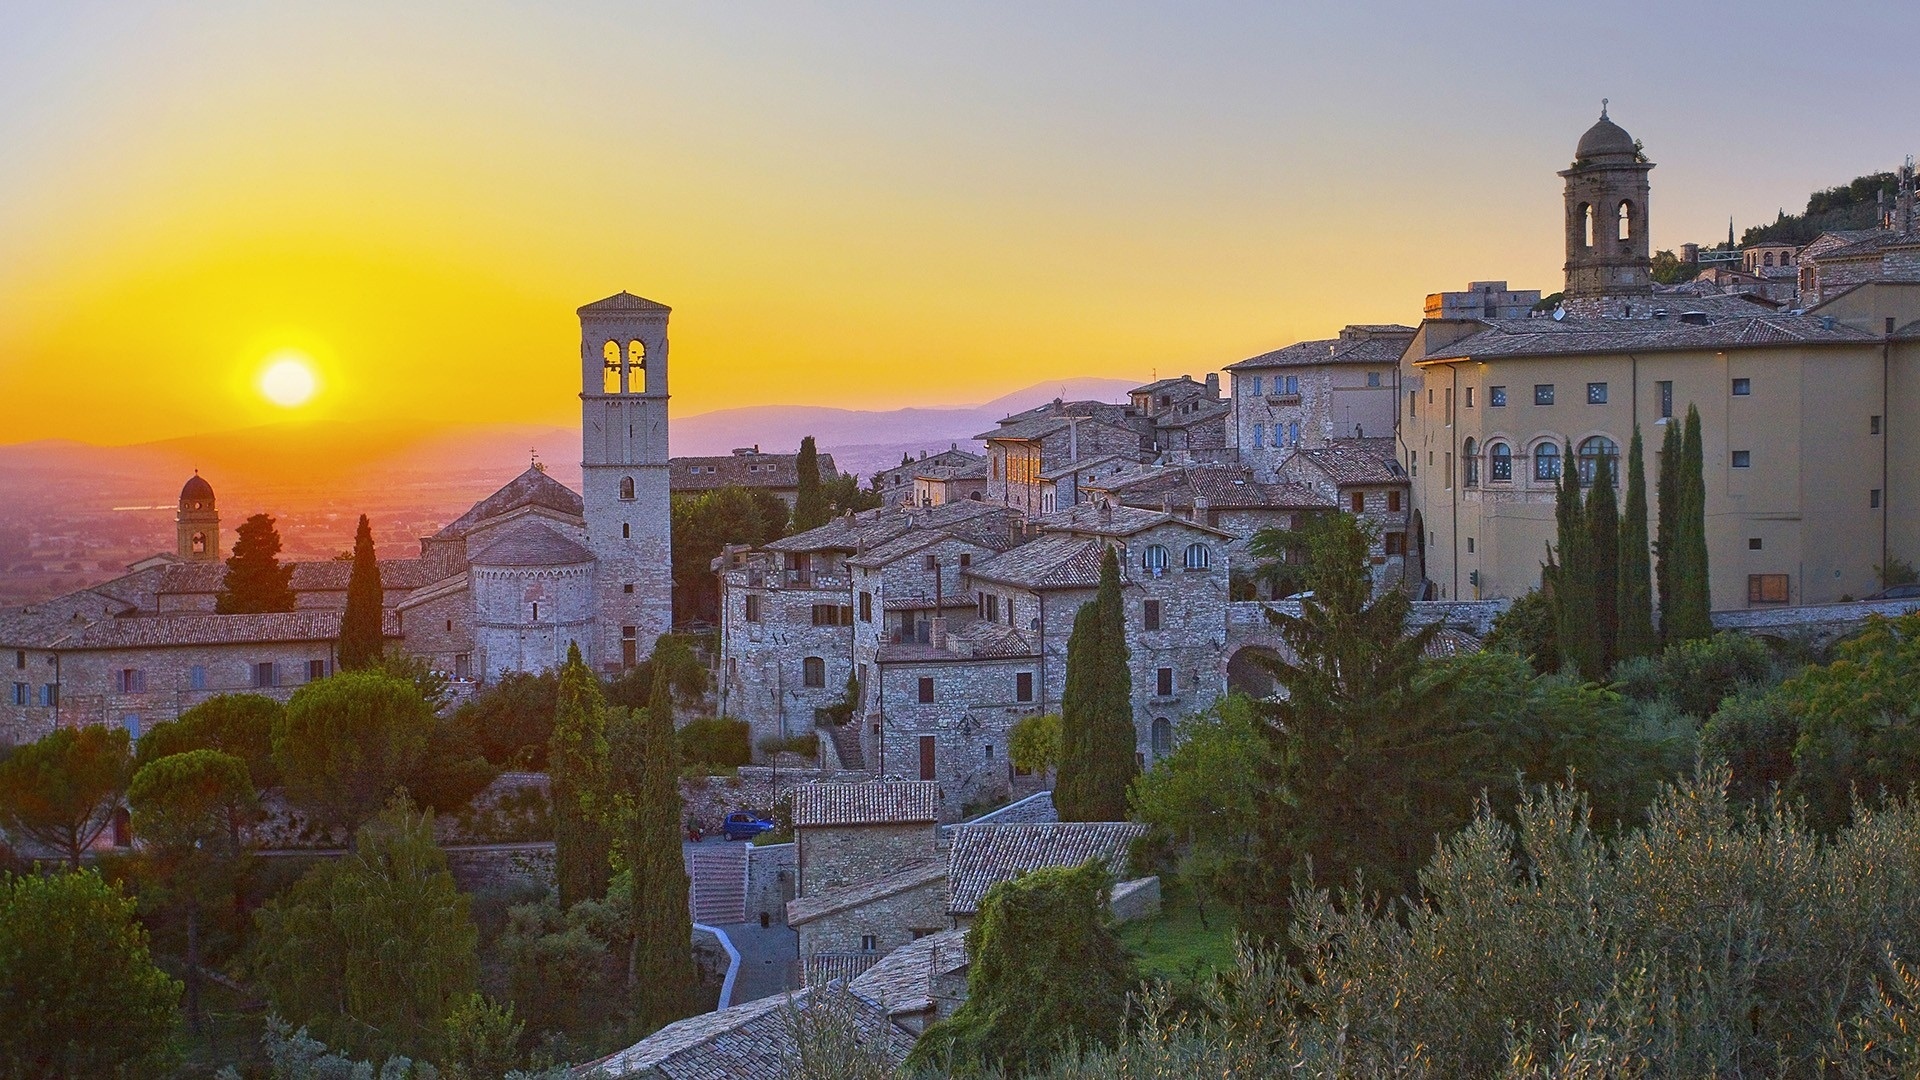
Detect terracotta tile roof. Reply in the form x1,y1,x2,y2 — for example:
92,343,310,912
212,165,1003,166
849,928,970,1018
974,402,1144,442
1037,453,1133,483
964,534,1108,590
45,610,397,651
1226,327,1413,371
768,501,1013,556
946,622,1037,659
1284,439,1405,487
1152,399,1232,431
912,460,988,482
1093,464,1333,511
1422,627,1485,658
1036,501,1234,540
433,468,583,540
791,780,941,828
469,521,595,567
1423,311,1877,362
585,985,914,1079
945,821,1149,916
1129,375,1210,396
670,451,838,494
786,859,945,926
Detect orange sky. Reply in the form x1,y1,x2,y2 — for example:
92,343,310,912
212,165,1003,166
1,3,1909,445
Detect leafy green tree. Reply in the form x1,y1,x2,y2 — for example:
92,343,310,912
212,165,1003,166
1485,586,1557,673
670,486,789,626
1616,426,1657,662
824,470,881,515
0,869,180,1078
550,644,612,908
1551,439,1602,679
0,724,132,869
496,893,624,1046
606,658,695,1031
791,435,831,533
1243,523,1312,599
1585,453,1620,674
136,693,282,790
1665,405,1714,642
1129,697,1267,923
338,514,384,669
675,716,751,770
1784,611,1920,830
249,799,478,1063
272,670,435,834
440,993,526,1080
1655,418,1683,639
217,513,296,614
1056,546,1137,822
1238,511,1456,919
911,861,1135,1076
1701,687,1801,808
1008,713,1062,777
451,671,560,770
128,748,257,1034
1613,632,1776,720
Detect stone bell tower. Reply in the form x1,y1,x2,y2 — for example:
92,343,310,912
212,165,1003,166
1561,102,1653,301
578,292,673,670
176,472,219,562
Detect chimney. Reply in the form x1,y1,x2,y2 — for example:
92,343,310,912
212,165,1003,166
1205,373,1219,399
930,617,948,650
1099,499,1113,524
1193,496,1209,523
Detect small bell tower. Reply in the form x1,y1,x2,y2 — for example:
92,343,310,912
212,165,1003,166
1561,102,1653,299
176,472,219,562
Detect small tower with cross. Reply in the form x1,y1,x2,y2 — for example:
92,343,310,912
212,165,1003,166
1561,101,1654,300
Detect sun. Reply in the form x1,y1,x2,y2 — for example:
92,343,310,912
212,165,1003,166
259,354,319,408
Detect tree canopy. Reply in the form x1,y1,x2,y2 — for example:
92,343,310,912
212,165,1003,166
272,670,436,834
216,513,296,614
0,724,132,869
550,644,613,908
1055,546,1137,822
338,513,385,669
136,693,282,790
791,436,831,533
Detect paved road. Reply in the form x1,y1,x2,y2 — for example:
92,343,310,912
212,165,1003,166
711,918,799,1004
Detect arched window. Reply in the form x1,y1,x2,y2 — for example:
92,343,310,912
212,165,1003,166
1462,438,1479,487
1533,441,1561,482
619,476,635,501
1183,542,1211,570
1489,441,1513,482
627,340,646,394
1151,717,1173,755
1580,203,1595,249
802,656,826,688
1763,251,1775,267
1617,200,1632,242
190,532,207,554
602,340,622,394
1577,436,1620,486
1142,544,1169,573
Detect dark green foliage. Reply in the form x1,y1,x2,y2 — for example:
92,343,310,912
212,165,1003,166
1665,406,1714,642
0,869,180,1078
1238,512,1458,918
1655,418,1682,637
497,894,625,1048
272,670,435,834
605,632,708,713
1742,169,1902,245
550,644,612,908
1008,712,1063,776
1585,453,1620,674
338,514,385,670
216,513,296,614
1243,522,1313,599
440,993,527,1080
1701,688,1801,807
1551,440,1603,679
1782,611,1920,831
137,693,282,790
1129,697,1267,917
451,671,560,770
607,660,695,1031
248,800,478,1063
671,486,789,626
411,717,502,816
791,435,831,533
675,717,751,770
1055,546,1137,822
824,470,881,515
1613,632,1777,719
1649,248,1700,284
909,861,1136,1076
1616,426,1657,662
1484,586,1557,673
0,724,132,869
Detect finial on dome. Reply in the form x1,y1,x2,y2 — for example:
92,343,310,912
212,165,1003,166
1600,98,1609,120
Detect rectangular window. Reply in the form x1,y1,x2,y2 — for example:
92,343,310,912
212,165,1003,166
1350,491,1365,513
1872,488,1883,508
985,594,999,623
1445,387,1453,424
859,591,873,622
454,653,472,680
1367,371,1381,387
1387,490,1402,513
10,683,25,706
1489,386,1507,407
117,669,145,694
1731,450,1751,468
744,594,761,622
918,677,935,704
307,659,327,682
12,650,22,669
1731,377,1751,396
811,604,841,626
253,662,276,689
1534,384,1555,406
1445,452,1454,488
1156,668,1174,696
40,684,58,707
1016,672,1034,702
958,553,970,568
1248,375,1263,395
1251,425,1265,449
623,583,634,594
1408,390,1416,418
918,734,936,780
1143,599,1161,631
1657,381,1674,419
1872,415,1883,435
1748,537,1763,550
1384,532,1406,556
1466,537,1476,553
924,554,938,571
1464,386,1475,408
1587,382,1608,404
1748,574,1790,604
861,934,877,953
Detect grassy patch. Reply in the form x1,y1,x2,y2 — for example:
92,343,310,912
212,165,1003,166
1117,883,1237,982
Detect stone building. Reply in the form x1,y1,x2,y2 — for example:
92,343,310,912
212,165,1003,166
875,447,983,507
1224,324,1411,472
1558,103,1654,315
787,780,946,983
1275,439,1413,589
670,445,841,507
910,460,988,507
1424,281,1543,321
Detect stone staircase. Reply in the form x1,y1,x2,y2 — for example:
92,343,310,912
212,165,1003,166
687,843,748,925
821,722,866,772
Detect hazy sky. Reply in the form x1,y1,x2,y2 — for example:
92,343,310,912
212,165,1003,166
1,2,1912,444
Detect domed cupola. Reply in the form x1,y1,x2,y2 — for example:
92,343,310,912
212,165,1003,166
1575,106,1638,162
1559,101,1654,301
179,473,215,512
176,472,220,562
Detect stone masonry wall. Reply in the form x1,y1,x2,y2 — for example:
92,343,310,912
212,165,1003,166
796,875,947,961
746,841,796,926
797,821,937,896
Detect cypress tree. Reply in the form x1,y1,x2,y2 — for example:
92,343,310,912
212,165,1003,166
216,513,296,614
792,435,830,532
549,644,611,908
1551,441,1601,680
338,514,384,669
1654,420,1683,640
1666,405,1714,641
609,642,695,1031
1585,452,1620,675
1055,546,1137,822
1616,426,1657,661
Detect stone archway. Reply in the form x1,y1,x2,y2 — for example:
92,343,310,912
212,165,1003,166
1226,645,1285,700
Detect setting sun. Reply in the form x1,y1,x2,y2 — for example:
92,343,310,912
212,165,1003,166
259,355,318,408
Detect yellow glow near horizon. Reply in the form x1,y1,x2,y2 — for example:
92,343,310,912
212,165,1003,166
259,355,319,409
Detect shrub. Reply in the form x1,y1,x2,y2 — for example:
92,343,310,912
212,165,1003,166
675,718,750,771
1614,631,1777,718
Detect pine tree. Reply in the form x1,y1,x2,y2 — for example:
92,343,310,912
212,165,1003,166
338,514,384,669
549,644,611,907
216,513,295,614
1551,441,1601,679
792,435,830,532
1585,452,1620,675
1666,405,1714,642
608,643,696,1031
1654,420,1683,641
1055,546,1137,822
1616,426,1657,661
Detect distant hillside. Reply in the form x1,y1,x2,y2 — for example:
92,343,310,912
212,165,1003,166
1743,170,1903,247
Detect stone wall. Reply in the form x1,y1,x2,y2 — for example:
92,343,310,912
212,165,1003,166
745,842,796,926
444,843,556,894
797,821,937,896
680,765,829,835
1109,875,1163,924
795,875,948,962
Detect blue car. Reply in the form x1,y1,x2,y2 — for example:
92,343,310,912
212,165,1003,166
723,811,776,842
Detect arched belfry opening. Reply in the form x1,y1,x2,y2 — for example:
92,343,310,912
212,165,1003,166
1581,204,1595,249
1617,200,1633,242
627,340,646,394
602,340,622,394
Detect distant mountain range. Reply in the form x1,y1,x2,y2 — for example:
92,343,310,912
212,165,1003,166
0,377,1144,513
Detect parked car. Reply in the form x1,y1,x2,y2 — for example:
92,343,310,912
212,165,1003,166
1864,583,1920,601
723,811,777,842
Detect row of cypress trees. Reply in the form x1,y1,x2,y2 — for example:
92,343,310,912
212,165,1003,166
1551,405,1712,680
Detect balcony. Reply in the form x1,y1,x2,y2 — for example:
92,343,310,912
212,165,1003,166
1266,393,1303,406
